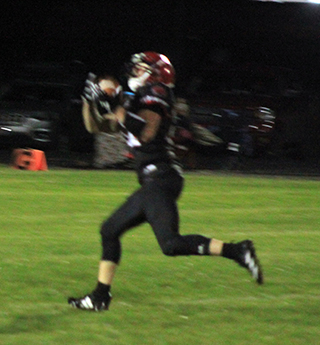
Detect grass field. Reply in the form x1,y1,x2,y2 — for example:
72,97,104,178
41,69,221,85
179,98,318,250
0,166,319,345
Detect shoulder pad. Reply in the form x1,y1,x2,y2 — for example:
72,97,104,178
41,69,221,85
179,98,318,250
138,83,172,107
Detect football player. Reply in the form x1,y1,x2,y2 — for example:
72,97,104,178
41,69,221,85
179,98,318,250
68,52,263,311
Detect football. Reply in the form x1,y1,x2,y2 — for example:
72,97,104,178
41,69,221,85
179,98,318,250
98,77,122,98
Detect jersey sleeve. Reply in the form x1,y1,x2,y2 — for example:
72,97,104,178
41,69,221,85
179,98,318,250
137,84,173,118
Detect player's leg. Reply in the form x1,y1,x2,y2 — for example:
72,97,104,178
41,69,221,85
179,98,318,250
143,174,212,256
68,188,147,311
144,175,263,284
95,189,146,287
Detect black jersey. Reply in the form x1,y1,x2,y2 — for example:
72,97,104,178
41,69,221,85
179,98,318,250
122,83,178,176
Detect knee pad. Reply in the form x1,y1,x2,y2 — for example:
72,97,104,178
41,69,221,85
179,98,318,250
100,220,121,263
100,219,116,240
161,237,182,256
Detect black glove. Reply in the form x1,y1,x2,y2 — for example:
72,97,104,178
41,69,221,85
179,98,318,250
83,73,106,102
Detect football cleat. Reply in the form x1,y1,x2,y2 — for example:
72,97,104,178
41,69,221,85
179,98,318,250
234,240,264,284
68,292,112,311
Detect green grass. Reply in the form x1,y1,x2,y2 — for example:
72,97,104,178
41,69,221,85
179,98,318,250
0,166,319,345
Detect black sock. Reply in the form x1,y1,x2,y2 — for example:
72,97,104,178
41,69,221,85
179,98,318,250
222,243,238,260
93,282,111,299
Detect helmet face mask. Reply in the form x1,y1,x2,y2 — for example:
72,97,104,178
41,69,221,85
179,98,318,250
128,70,151,93
127,52,175,92
132,62,151,77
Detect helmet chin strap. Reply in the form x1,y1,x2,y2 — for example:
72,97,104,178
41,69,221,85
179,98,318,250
128,71,151,92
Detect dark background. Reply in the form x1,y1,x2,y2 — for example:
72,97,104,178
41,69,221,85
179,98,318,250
1,1,320,171
1,1,320,86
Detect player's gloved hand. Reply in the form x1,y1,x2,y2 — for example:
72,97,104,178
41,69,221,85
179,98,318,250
83,73,106,102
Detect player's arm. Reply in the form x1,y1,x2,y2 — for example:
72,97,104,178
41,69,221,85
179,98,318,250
137,109,161,143
82,97,126,134
82,97,100,133
81,73,125,134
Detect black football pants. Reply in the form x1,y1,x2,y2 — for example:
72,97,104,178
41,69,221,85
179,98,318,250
100,168,211,263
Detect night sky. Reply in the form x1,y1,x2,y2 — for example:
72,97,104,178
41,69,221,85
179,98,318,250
2,1,320,88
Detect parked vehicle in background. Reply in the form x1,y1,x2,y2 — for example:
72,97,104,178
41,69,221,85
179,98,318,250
0,79,70,150
0,61,93,152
